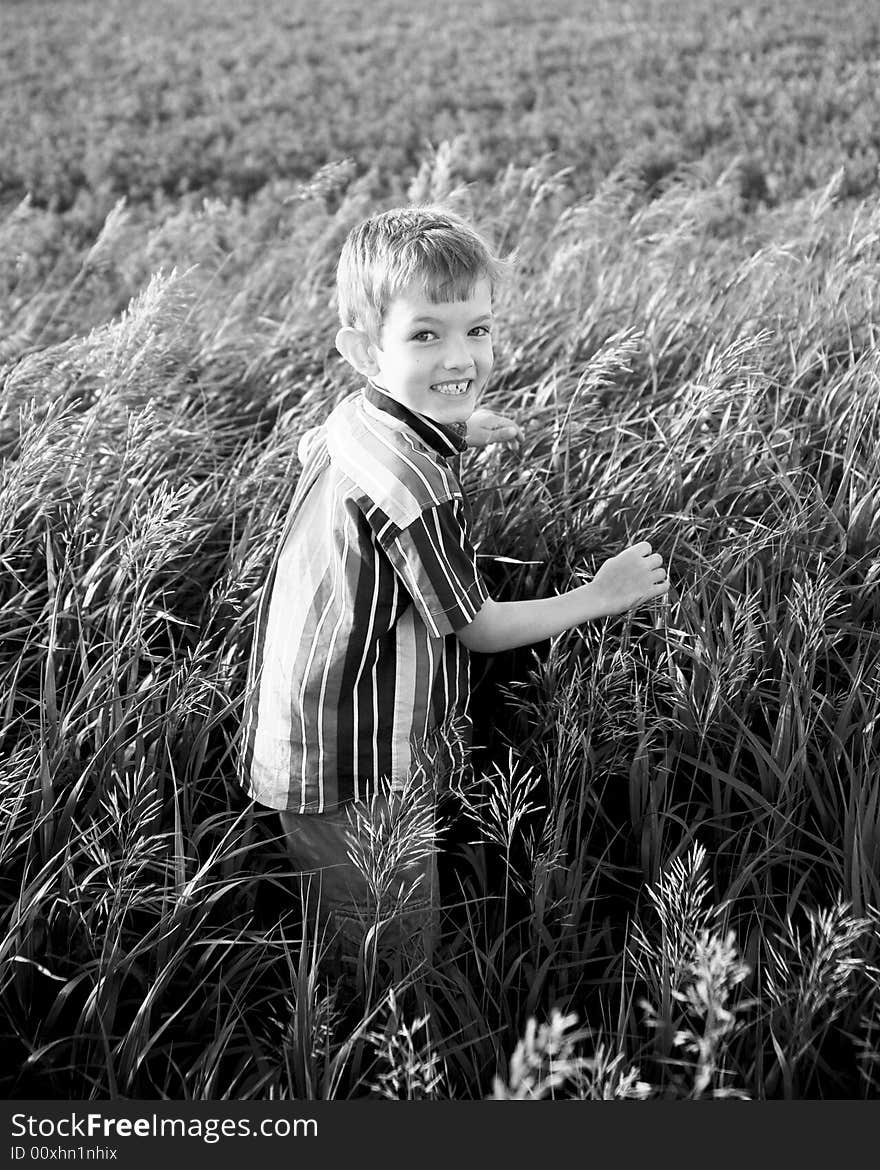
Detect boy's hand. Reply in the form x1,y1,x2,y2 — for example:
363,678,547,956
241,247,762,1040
589,542,669,616
465,409,524,449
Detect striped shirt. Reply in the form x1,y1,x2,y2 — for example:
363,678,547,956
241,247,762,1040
239,381,490,813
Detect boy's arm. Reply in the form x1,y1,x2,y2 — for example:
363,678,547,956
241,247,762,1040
457,542,669,654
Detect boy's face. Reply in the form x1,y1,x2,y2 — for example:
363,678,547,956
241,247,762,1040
369,277,494,426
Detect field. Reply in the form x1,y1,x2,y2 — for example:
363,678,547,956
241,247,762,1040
2,0,880,1100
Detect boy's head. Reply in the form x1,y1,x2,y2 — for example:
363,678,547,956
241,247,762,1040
335,205,506,426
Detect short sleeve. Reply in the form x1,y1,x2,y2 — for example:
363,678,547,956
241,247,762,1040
297,425,324,466
382,498,489,637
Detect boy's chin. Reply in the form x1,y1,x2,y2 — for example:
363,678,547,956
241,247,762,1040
377,382,478,424
424,400,475,425
424,387,478,416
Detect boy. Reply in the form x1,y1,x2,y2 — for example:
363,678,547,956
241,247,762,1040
240,205,669,984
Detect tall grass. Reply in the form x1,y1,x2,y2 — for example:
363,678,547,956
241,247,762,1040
2,138,880,1097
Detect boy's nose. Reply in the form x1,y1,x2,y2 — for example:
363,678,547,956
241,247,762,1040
443,339,474,369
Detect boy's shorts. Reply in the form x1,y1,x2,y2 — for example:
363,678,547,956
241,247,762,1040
279,787,439,983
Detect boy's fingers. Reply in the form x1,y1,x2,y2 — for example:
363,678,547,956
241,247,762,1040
639,584,669,606
487,425,522,444
486,414,522,435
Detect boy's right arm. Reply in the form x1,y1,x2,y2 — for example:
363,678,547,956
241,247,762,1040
457,541,669,654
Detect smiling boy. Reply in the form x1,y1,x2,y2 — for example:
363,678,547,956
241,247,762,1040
240,205,668,985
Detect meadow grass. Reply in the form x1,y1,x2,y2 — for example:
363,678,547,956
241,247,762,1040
5,0,880,215
3,1,880,1101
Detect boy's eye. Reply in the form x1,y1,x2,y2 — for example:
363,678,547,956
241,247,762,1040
411,331,437,342
470,325,491,337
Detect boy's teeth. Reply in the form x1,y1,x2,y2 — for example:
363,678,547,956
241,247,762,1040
432,380,470,395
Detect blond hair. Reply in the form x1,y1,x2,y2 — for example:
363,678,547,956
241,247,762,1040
336,205,506,341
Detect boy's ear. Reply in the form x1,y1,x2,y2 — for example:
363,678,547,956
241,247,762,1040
335,326,380,377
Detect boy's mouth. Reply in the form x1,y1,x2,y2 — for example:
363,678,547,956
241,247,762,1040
431,379,471,396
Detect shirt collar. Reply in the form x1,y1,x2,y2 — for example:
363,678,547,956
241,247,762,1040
363,380,468,456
